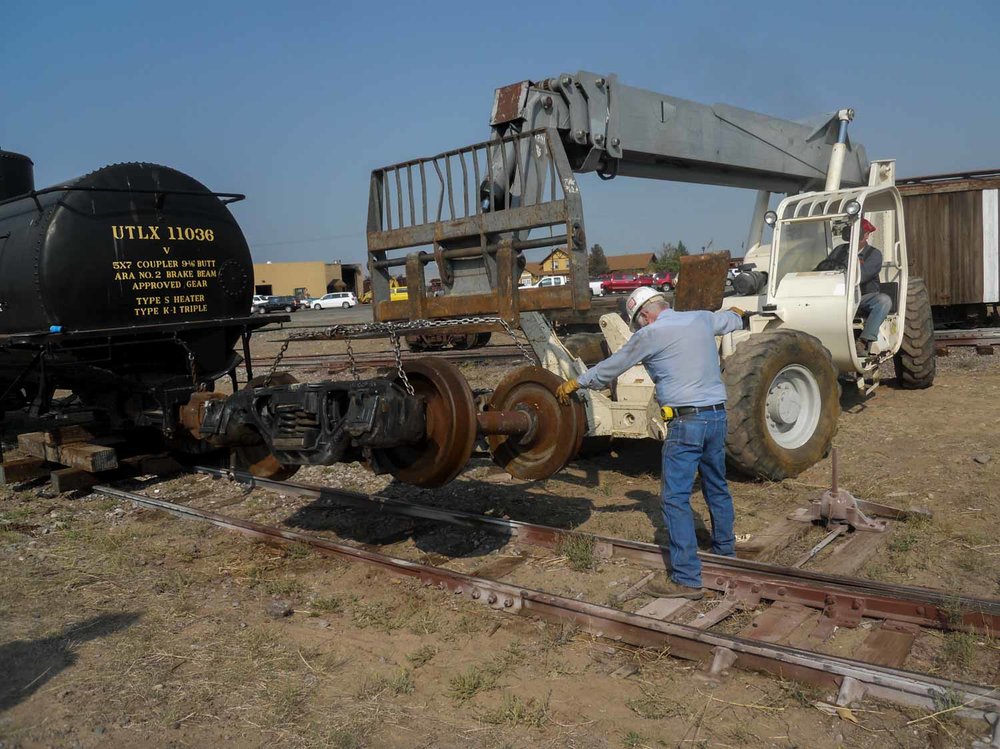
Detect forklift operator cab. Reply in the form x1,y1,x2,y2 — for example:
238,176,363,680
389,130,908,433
763,181,906,374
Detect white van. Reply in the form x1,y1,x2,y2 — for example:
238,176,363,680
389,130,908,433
519,275,569,290
312,292,358,310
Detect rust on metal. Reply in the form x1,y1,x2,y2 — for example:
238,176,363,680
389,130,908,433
476,409,533,437
96,483,1000,719
485,366,586,480
373,358,477,488
491,81,530,125
103,481,1000,722
673,252,730,312
178,391,226,437
198,467,1000,637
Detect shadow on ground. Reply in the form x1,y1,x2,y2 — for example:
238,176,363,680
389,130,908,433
0,612,140,712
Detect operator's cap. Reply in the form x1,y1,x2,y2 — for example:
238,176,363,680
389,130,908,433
861,218,877,233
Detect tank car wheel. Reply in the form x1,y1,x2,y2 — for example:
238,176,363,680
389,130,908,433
485,366,586,480
230,372,300,481
372,358,477,488
474,332,492,348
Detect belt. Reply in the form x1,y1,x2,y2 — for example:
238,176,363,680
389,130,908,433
661,403,726,420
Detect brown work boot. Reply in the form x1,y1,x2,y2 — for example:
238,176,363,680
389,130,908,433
855,338,870,358
645,576,704,600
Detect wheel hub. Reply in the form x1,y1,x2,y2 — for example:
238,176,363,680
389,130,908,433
763,364,821,450
485,366,586,480
767,382,802,425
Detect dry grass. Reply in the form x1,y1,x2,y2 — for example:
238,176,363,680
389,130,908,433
478,691,550,727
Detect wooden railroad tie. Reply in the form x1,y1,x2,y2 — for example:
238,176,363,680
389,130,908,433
3,425,182,491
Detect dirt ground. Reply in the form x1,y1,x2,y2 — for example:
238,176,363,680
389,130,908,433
2,334,999,749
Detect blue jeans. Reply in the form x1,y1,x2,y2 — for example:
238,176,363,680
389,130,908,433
858,292,891,342
661,410,735,587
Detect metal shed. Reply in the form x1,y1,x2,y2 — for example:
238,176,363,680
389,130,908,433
897,169,1000,324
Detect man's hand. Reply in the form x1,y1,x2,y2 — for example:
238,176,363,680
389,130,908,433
555,378,580,405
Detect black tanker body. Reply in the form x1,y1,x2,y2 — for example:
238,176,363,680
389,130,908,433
0,153,269,439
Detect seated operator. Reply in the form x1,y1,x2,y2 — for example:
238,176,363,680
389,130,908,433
814,218,891,357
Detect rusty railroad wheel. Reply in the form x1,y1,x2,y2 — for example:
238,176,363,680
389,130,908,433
486,366,586,480
374,358,477,488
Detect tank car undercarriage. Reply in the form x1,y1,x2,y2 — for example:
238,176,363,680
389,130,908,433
180,356,586,488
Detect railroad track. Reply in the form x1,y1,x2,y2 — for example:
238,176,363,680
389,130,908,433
935,327,1000,354
93,469,1000,739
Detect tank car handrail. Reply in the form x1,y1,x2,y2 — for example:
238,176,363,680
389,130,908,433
0,185,247,210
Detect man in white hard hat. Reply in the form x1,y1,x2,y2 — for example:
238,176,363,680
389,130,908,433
556,287,745,599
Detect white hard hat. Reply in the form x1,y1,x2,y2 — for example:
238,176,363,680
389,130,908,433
625,286,666,330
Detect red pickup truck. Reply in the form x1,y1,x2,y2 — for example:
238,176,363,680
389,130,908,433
600,272,656,295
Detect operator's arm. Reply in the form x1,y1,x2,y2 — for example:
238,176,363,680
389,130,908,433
859,247,882,286
576,327,656,392
711,309,744,335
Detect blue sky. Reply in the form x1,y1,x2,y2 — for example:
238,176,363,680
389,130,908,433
3,0,998,266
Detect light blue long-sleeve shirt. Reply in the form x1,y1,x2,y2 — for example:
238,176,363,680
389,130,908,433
576,309,743,407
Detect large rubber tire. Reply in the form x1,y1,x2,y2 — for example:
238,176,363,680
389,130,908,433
723,329,840,480
893,276,936,389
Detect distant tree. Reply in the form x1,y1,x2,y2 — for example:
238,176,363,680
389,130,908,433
588,244,610,276
650,241,689,274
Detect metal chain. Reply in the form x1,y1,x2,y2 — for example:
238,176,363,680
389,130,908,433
174,335,203,390
324,316,538,366
389,332,415,395
345,334,359,381
263,339,290,386
494,318,539,366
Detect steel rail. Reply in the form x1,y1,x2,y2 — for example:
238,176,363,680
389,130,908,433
194,467,1000,636
93,483,1000,725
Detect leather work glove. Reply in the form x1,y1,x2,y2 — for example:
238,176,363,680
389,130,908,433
555,378,580,405
726,306,746,317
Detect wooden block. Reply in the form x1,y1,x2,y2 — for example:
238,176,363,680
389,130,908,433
0,456,50,484
740,517,812,563
976,345,995,356
810,524,892,576
42,425,99,446
740,602,813,643
18,433,118,472
636,597,691,620
855,622,918,668
50,466,101,493
684,598,741,630
935,346,950,357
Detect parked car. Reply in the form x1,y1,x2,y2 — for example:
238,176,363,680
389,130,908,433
652,271,677,291
312,292,358,309
600,272,656,295
252,295,299,314
520,275,568,290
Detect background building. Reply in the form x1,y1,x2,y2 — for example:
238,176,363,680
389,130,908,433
252,261,363,298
